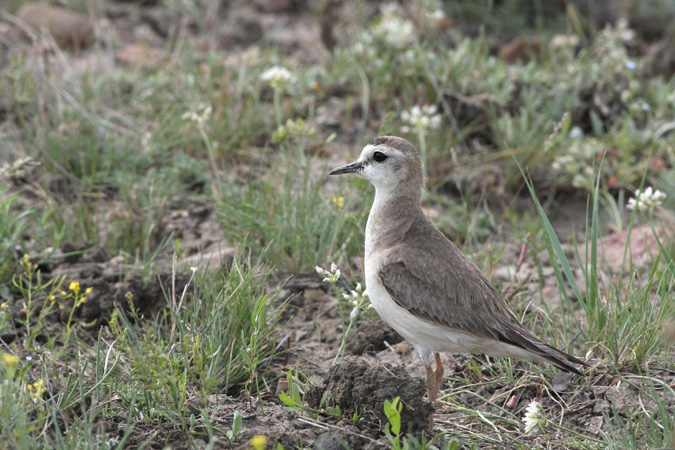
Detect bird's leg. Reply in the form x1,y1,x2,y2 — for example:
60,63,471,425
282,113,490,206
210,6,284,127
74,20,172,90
425,352,444,402
420,350,444,432
433,352,444,401
424,359,437,402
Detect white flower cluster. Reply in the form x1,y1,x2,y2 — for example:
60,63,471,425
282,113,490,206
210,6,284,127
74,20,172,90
550,34,580,49
181,103,212,128
627,186,666,212
372,2,415,48
271,118,316,145
426,9,446,24
259,66,293,90
523,400,546,435
351,32,377,59
592,19,635,77
315,263,341,284
401,105,442,133
346,282,372,319
550,134,598,189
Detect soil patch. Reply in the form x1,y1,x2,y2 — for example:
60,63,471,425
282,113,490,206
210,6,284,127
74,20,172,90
306,356,433,435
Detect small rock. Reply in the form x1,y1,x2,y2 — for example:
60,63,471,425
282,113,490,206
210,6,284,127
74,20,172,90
313,433,343,450
392,341,410,354
587,415,603,434
116,44,165,69
593,398,610,414
82,246,111,263
17,3,94,48
605,385,627,410
551,372,574,392
346,316,404,355
217,9,264,48
501,37,541,64
304,288,325,302
493,265,517,282
275,379,289,397
662,320,675,345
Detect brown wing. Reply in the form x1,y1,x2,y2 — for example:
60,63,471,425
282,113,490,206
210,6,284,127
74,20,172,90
378,219,585,374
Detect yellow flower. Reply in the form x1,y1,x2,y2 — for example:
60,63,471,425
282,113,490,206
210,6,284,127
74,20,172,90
331,196,344,210
60,291,67,296
28,379,46,400
0,301,8,309
2,353,19,367
250,435,267,450
85,287,93,295
68,282,81,294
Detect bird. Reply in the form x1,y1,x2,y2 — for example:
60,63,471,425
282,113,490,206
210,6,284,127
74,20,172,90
328,136,585,416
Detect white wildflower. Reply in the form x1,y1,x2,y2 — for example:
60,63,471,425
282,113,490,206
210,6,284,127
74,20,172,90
627,186,666,212
347,282,365,303
616,18,635,42
550,34,579,49
181,103,212,128
569,126,584,140
401,105,442,133
260,66,293,90
523,400,546,435
372,3,414,48
347,282,370,320
427,9,446,23
316,263,341,283
351,32,376,59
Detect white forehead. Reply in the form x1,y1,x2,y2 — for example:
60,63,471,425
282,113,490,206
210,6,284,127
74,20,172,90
360,144,378,159
360,143,403,161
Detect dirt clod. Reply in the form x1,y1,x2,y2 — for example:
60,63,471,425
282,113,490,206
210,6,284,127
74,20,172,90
306,356,433,433
551,372,574,392
314,432,344,450
346,316,404,355
17,3,94,48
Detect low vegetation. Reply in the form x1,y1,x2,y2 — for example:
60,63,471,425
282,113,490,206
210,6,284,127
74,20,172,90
0,0,673,448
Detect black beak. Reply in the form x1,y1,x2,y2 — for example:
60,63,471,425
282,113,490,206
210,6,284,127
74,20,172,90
328,161,363,175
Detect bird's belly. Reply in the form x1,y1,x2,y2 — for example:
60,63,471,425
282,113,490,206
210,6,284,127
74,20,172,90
364,260,536,358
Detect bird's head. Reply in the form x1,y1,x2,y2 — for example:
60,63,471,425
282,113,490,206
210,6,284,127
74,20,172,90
329,136,424,197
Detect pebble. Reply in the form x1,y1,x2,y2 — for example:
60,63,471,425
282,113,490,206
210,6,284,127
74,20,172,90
17,3,94,48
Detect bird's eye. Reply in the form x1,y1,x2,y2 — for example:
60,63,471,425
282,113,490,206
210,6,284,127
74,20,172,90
373,151,388,163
